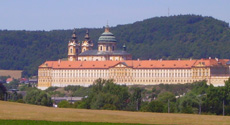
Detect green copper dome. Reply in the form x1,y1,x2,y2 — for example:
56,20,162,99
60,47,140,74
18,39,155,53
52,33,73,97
98,25,117,43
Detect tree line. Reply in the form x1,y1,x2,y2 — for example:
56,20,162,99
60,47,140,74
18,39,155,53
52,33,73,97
57,78,230,115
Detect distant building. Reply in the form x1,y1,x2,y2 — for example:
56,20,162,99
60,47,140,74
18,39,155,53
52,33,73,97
52,97,83,104
37,26,230,90
6,78,13,84
28,78,38,87
19,78,29,84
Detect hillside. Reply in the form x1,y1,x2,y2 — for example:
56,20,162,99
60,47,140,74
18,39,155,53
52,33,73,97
1,101,230,124
0,15,230,76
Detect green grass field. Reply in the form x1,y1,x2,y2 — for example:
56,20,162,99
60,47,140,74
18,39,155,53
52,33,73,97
1,101,230,125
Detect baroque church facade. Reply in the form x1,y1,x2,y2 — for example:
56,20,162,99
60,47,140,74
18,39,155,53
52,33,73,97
38,26,230,90
67,25,132,62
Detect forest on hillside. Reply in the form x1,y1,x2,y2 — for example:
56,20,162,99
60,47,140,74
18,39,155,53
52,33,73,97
0,15,230,77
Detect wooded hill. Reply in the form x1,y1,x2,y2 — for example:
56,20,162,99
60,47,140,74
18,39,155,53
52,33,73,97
0,15,230,77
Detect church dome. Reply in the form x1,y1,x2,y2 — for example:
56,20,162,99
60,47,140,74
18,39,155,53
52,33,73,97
98,25,117,43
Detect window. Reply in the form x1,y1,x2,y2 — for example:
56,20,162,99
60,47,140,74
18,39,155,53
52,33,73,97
100,46,103,51
70,48,72,53
106,46,108,51
112,46,115,51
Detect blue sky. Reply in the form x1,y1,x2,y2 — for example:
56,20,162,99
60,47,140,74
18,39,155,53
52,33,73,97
0,0,229,31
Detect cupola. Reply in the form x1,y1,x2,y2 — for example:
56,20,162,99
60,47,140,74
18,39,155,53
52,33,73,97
98,25,117,43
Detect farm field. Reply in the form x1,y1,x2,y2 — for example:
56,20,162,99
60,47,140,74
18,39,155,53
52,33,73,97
0,120,139,125
1,101,230,125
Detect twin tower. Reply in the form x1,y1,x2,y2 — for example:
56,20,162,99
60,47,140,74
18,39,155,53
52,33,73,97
67,29,93,61
68,25,132,61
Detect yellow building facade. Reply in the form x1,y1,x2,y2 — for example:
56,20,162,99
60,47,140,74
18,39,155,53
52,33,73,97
38,59,230,90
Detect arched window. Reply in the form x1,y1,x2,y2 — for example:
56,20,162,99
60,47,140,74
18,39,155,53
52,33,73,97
70,48,73,53
100,46,103,51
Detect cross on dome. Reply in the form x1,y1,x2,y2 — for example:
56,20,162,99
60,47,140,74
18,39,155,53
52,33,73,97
105,24,110,32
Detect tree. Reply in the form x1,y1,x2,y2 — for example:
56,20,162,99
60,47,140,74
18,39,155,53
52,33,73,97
157,92,176,113
46,86,58,92
4,79,20,90
92,78,107,93
58,100,72,108
157,92,176,103
64,85,80,92
224,78,230,106
82,78,130,110
90,92,119,110
24,89,52,106
0,82,7,100
191,80,208,94
129,87,143,111
147,100,164,112
176,91,200,114
76,101,88,109
203,84,225,115
203,78,230,115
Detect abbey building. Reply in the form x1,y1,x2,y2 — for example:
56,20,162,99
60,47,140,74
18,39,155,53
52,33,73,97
67,26,132,62
38,26,230,90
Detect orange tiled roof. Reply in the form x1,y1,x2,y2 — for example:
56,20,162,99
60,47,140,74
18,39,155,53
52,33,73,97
127,60,197,69
38,59,213,69
193,59,229,67
39,59,229,69
6,78,13,82
39,60,120,69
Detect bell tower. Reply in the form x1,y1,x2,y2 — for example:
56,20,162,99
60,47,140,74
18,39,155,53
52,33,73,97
68,29,80,61
81,29,93,52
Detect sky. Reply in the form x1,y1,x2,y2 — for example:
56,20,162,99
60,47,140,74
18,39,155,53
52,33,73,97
0,0,229,31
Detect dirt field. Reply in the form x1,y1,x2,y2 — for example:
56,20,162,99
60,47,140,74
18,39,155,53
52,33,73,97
1,101,230,125
0,70,22,79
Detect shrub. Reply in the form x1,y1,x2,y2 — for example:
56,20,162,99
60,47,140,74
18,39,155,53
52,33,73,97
17,99,24,103
58,100,72,108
